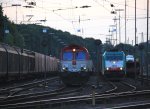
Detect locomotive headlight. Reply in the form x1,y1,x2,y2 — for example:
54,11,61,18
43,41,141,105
62,67,68,71
62,64,68,71
120,67,123,70
73,48,76,52
81,67,86,71
106,67,109,70
113,61,116,64
81,64,86,71
83,67,86,70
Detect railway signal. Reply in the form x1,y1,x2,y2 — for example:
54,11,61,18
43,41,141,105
94,39,102,87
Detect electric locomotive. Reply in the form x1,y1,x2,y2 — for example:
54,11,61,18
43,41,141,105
126,55,140,77
102,50,126,80
60,44,93,85
126,55,134,62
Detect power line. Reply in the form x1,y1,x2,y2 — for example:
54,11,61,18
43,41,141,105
127,17,150,20
92,0,111,12
101,0,146,11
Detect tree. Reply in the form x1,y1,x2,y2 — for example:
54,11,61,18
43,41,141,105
13,32,24,47
4,33,14,45
0,5,4,42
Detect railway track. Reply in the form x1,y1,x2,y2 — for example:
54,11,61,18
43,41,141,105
0,77,59,98
95,79,136,95
0,85,83,105
105,100,150,109
0,85,65,105
0,76,148,109
121,81,136,92
106,81,137,93
102,81,118,94
0,89,150,109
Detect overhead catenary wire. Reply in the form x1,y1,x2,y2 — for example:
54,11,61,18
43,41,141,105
1,0,149,44
100,0,146,11
3,1,147,23
2,0,78,24
92,0,111,12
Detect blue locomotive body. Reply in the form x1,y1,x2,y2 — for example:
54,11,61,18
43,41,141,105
102,51,126,80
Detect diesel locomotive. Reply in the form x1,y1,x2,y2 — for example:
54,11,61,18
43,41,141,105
60,44,93,85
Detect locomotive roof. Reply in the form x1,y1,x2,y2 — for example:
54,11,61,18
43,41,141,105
62,44,88,52
107,49,119,52
105,50,124,53
103,51,125,56
126,55,134,58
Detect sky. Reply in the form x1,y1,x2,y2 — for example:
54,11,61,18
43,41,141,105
1,0,149,44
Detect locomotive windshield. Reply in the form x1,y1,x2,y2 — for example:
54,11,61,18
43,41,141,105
106,54,123,60
63,52,73,60
75,51,86,60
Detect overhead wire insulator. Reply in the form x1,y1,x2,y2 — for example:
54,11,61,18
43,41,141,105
28,2,36,6
80,5,91,8
111,11,116,14
39,19,47,22
110,4,114,7
23,5,34,8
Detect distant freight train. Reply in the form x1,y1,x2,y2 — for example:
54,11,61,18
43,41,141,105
0,43,59,81
102,50,126,80
60,44,93,85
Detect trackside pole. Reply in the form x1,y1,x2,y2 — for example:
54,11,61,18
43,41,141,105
92,85,96,106
94,39,102,87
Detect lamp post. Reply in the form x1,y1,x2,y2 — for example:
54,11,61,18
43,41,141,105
109,25,117,45
115,9,124,44
113,17,118,45
106,34,112,45
48,33,54,56
139,44,144,85
134,0,137,81
146,0,149,81
12,4,21,24
94,39,102,87
124,0,127,55
4,29,9,43
110,3,123,44
42,28,48,88
3,16,9,43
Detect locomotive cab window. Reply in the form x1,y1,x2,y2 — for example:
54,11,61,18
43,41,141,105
106,54,123,61
75,51,86,60
63,52,73,60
